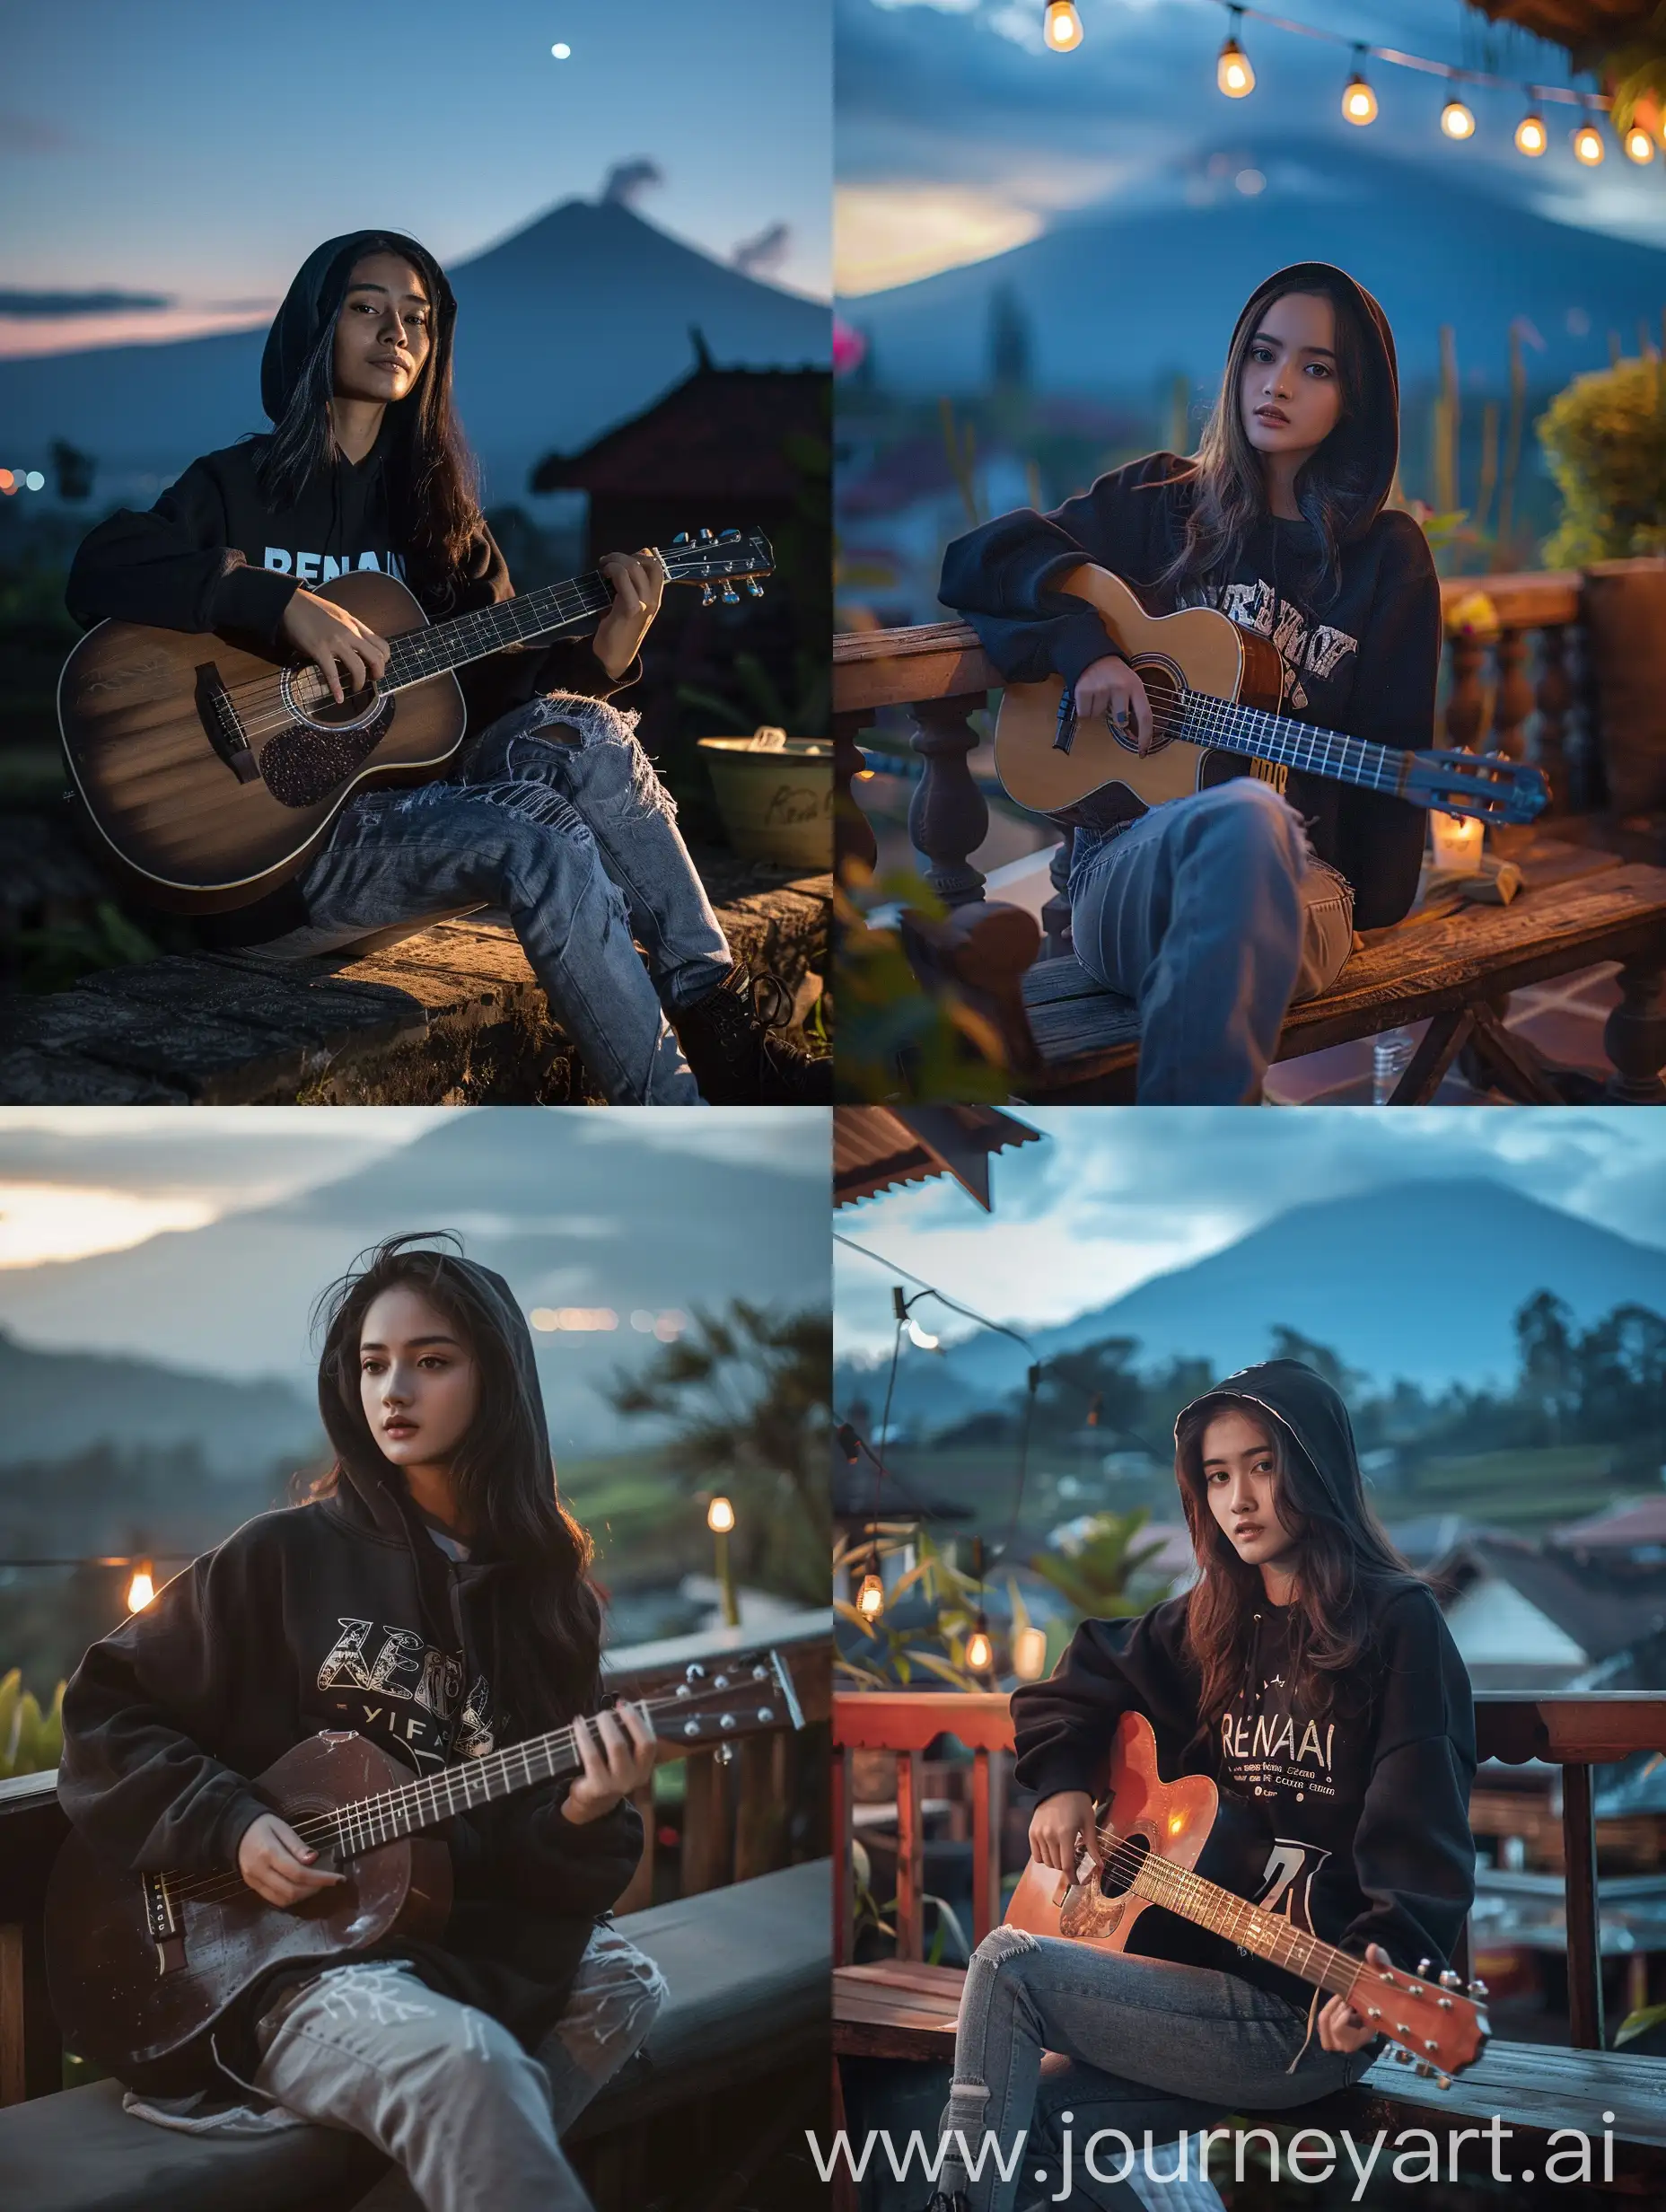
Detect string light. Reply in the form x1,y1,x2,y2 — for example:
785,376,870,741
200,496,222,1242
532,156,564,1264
856,1573,886,1620
965,1620,994,1673
706,1496,735,1533
906,1316,941,1351
1440,98,1476,141
1624,124,1655,165
1217,6,1253,97
1573,110,1607,165
1515,102,1548,157
1042,1,1083,53
1342,49,1378,127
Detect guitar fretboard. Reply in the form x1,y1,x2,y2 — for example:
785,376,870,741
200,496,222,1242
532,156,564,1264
1179,688,1407,799
1110,1827,1365,2004
326,1721,590,1857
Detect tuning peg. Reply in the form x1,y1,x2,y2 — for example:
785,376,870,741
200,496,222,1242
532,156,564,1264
686,1663,706,1681
746,579,765,598
751,1664,768,1681
671,531,689,546
1467,1978,1489,1997
1417,1959,1431,1977
756,1705,776,1723
716,1742,734,1766
720,583,740,604
681,1719,700,1738
713,1673,731,1690
718,1713,736,1732
1439,1970,1461,1988
700,584,715,607
718,528,741,541
697,527,714,543
1424,2040,1439,2054
1434,2072,1452,2091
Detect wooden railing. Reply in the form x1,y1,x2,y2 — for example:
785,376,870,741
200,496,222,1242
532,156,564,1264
832,1689,1666,2055
832,570,1591,956
0,1615,830,2105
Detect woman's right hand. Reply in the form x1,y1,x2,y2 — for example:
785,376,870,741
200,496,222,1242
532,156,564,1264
1074,654,1153,754
279,589,390,705
236,1811,346,1907
1029,1789,1100,1879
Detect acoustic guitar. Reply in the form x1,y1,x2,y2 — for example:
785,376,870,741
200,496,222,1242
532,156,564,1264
45,1646,803,2094
57,527,774,914
993,564,1548,831
1006,1711,1489,2088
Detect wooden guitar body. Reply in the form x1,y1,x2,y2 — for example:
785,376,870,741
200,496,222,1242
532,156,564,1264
45,1732,452,2094
59,570,465,914
995,565,1287,817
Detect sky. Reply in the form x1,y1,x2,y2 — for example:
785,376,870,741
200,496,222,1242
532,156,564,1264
836,0,1666,293
834,1107,1666,1356
0,0,831,358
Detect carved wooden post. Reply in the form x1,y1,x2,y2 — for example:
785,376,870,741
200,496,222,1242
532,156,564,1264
833,708,878,880
909,692,989,908
1492,624,1534,761
1535,623,1573,814
1605,955,1666,1104
1041,827,1074,961
1444,628,1489,750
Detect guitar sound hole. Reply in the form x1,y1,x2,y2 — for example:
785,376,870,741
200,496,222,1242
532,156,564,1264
1099,1830,1149,1899
1133,663,1180,754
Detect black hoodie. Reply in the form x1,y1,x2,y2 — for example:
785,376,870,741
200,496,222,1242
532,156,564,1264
65,230,636,941
1011,1359,1476,2016
939,264,1440,929
57,1257,640,2090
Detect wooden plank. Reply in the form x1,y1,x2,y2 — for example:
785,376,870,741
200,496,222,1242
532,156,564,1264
1565,1762,1607,2051
834,1690,1014,1753
681,1751,732,1897
895,1750,925,1962
833,1746,854,1969
972,1747,998,1947
1477,1694,1666,1767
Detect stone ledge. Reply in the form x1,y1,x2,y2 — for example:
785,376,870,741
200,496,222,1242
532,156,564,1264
0,864,829,1106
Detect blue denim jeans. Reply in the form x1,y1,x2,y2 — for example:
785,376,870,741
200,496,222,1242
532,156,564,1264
1068,779,1355,1105
287,694,733,1103
937,1929,1370,2212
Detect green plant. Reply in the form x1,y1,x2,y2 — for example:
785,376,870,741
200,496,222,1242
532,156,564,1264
835,1528,997,1690
833,864,1013,1102
3,899,160,995
0,1669,66,1779
1539,348,1666,566
1029,1505,1170,1626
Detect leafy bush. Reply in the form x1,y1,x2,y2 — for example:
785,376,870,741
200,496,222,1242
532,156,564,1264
1539,355,1666,566
0,1668,65,1778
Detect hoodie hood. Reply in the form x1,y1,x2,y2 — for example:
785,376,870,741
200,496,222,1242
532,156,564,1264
260,227,456,424
1228,260,1400,545
1175,1356,1367,1526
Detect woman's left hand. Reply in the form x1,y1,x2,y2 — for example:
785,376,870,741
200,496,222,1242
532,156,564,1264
592,548,666,679
1318,1943,1394,2053
560,1700,659,1824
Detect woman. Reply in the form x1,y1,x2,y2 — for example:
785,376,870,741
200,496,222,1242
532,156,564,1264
924,1358,1477,2212
66,229,826,1105
940,264,1440,1104
59,1236,664,2212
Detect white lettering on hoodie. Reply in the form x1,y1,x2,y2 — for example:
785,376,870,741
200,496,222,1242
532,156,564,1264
263,547,407,584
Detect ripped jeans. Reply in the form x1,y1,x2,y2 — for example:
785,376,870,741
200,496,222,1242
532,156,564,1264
1069,777,1355,1104
287,694,733,1103
250,1923,667,2212
937,1931,1370,2212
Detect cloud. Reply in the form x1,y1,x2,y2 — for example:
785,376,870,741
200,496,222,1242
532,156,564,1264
0,287,175,318
837,182,1043,294
601,158,665,207
732,220,794,278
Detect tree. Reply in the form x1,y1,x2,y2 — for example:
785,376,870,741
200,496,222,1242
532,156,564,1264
1515,1290,1578,1443
605,1300,829,1605
987,283,1033,396
1266,1327,1368,1404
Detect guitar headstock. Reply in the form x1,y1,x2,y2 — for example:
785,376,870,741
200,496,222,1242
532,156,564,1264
658,528,775,607
1405,747,1548,826
646,1646,805,1754
1358,1957,1491,2085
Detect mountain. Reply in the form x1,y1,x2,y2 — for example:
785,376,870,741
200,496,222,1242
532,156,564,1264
0,1328,317,1473
839,140,1666,399
0,199,830,501
834,1181,1666,1429
0,1112,830,1457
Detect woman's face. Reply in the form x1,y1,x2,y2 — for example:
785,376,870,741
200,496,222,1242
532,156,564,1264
1239,290,1343,468
1202,1406,1303,1578
359,1284,479,1474
332,251,434,408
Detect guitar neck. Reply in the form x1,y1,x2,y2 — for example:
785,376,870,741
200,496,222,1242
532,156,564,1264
1129,1844,1363,2006
328,1720,587,1855
1182,688,1410,803
381,571,613,692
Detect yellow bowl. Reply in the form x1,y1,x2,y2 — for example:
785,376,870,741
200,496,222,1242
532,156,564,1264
698,736,832,871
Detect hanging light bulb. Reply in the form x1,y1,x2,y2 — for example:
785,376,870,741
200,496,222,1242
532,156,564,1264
127,1558,155,1611
1216,7,1253,98
1572,116,1606,165
1042,1,1083,53
965,1620,994,1673
1624,123,1655,164
1013,1624,1049,1681
1341,50,1379,127
1440,98,1476,141
1514,103,1548,157
906,1316,940,1351
856,1572,885,1619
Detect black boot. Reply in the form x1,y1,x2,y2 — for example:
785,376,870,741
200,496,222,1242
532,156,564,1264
921,2194,969,2212
672,962,832,1104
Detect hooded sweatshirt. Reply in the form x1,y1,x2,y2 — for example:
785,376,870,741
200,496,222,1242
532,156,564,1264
939,264,1439,928
65,230,636,942
1011,1359,1476,2017
57,1257,640,2091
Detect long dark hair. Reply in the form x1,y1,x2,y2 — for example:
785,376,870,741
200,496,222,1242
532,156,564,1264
1154,268,1382,612
1174,1391,1416,1732
255,234,483,585
309,1233,601,1730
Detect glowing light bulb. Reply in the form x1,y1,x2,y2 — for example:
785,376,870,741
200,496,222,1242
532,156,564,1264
1625,125,1655,164
906,1317,940,1351
1441,100,1476,141
1342,73,1379,127
1216,38,1253,99
965,1628,994,1672
706,1495,735,1533
856,1573,885,1619
127,1561,154,1611
1573,120,1606,165
1013,1625,1049,1681
550,42,571,58
1043,2,1083,53
1514,111,1548,156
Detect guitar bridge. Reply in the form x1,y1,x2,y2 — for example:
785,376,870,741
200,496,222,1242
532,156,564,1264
194,662,262,786
142,1870,188,1976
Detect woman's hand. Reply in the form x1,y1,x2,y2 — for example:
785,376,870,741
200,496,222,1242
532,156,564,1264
1074,654,1154,755
1318,1944,1394,2053
560,1700,659,1825
592,549,666,680
1029,1789,1100,1880
237,1811,346,1908
279,590,390,705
